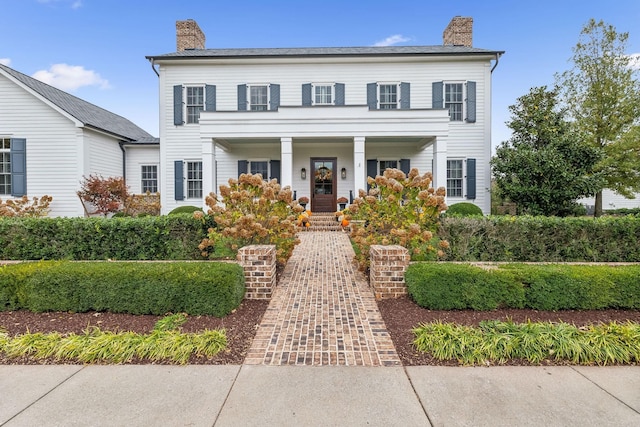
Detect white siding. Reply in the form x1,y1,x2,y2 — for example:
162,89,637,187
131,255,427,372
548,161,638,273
87,129,122,178
125,145,160,194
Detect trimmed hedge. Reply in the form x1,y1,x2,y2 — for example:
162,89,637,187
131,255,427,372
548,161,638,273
0,261,245,316
445,202,483,217
407,263,640,311
0,214,205,260
438,216,640,262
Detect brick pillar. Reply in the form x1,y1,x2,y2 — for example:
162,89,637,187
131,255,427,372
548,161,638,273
237,245,277,300
369,245,410,300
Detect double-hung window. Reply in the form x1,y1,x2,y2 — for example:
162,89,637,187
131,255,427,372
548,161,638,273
0,138,10,195
378,84,398,109
445,83,464,121
314,84,333,105
249,160,269,178
447,159,464,198
249,85,269,111
379,160,398,174
185,86,205,124
141,165,158,193
186,161,203,199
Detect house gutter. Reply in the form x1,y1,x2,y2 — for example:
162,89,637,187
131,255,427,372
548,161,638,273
119,142,127,180
149,58,159,77
491,52,502,73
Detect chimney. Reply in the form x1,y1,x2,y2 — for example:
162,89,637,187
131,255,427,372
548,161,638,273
443,16,473,47
176,19,205,52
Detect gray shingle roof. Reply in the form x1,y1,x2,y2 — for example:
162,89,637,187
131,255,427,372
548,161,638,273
0,64,153,141
147,45,504,60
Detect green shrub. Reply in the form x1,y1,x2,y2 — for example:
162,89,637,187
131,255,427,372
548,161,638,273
1,261,244,316
445,202,483,217
438,216,640,262
0,215,205,261
168,205,203,215
407,263,640,311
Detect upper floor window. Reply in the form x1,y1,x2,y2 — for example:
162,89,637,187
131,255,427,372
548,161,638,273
447,159,464,197
445,83,464,121
367,82,409,110
314,84,333,105
0,138,10,195
249,85,269,111
141,165,158,193
186,86,204,124
186,161,203,199
379,84,398,109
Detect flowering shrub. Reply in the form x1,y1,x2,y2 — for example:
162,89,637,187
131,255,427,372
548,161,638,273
77,175,129,216
124,192,161,217
199,173,302,265
298,196,309,204
346,168,449,269
0,195,52,217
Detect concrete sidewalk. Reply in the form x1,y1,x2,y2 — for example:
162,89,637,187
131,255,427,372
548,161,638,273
2,365,639,426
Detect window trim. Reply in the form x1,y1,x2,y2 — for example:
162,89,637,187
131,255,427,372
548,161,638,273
378,82,400,110
312,83,334,106
447,158,465,198
443,81,465,122
140,164,159,194
184,85,205,124
0,138,10,196
185,160,203,199
377,159,400,175
248,159,270,179
247,84,270,111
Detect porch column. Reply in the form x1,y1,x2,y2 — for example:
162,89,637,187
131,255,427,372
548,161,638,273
353,136,366,196
432,136,447,198
202,137,216,210
280,137,293,188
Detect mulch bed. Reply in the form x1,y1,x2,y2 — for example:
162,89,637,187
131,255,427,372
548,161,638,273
2,296,639,366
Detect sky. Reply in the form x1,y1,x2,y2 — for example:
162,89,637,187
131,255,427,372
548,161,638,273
1,0,639,148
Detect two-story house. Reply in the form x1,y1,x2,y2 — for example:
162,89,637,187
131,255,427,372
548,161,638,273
147,17,503,214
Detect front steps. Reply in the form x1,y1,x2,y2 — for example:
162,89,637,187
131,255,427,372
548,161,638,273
299,212,345,232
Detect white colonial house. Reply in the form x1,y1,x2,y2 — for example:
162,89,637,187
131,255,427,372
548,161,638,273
0,63,159,217
146,17,504,214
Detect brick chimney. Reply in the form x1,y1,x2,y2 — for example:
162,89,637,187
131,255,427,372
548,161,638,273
443,16,473,47
176,19,205,51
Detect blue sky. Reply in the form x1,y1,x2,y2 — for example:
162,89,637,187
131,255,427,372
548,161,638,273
2,0,639,148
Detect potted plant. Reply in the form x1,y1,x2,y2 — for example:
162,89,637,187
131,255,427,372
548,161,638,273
298,196,309,209
337,196,348,210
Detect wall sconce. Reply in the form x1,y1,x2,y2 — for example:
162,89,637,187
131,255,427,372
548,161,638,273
301,168,306,180
341,167,347,179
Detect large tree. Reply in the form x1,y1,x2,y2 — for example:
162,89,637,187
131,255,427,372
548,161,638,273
492,86,603,216
556,19,640,216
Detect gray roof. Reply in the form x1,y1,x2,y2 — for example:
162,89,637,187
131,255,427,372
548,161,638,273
147,45,504,60
0,64,153,141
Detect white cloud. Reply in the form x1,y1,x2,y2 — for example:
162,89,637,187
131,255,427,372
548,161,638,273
32,64,110,91
628,53,640,71
373,34,411,47
37,0,82,8
0,58,11,66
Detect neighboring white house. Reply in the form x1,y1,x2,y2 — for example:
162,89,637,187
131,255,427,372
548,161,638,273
0,64,159,217
146,17,504,214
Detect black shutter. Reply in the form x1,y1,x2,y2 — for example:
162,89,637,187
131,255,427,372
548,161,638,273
466,81,476,123
237,84,247,111
270,160,281,182
10,138,27,197
367,83,377,110
432,82,443,109
466,158,476,199
302,84,312,106
205,84,216,112
335,83,345,105
270,84,280,110
400,82,410,109
238,160,248,177
400,159,410,174
173,85,183,125
366,159,377,191
174,160,184,200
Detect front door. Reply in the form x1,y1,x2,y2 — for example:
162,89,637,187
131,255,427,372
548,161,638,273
311,157,337,212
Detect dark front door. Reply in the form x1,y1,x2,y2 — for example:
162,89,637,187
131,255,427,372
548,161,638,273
311,157,337,212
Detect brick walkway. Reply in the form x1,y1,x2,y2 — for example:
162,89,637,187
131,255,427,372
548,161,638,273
244,232,401,366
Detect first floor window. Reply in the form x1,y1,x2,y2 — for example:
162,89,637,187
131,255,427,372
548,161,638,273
186,161,203,199
249,160,269,178
379,84,398,109
186,86,204,124
141,165,158,193
249,85,269,111
314,84,333,105
0,138,10,195
379,160,398,174
445,83,464,121
447,159,463,197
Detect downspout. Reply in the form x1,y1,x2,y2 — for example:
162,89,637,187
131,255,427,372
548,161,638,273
491,52,502,73
150,58,159,77
119,142,127,180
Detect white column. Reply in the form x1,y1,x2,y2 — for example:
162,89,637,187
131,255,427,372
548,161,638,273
353,136,366,196
433,136,447,199
280,137,293,188
202,137,216,210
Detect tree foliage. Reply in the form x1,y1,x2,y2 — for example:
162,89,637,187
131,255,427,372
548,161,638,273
77,175,129,217
556,19,640,216
492,86,603,216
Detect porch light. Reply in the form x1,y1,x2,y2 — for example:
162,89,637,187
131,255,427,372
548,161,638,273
341,167,347,179
301,168,306,180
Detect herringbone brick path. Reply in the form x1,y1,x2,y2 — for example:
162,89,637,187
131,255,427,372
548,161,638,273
244,232,401,366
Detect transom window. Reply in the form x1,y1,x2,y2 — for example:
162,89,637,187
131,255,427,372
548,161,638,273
314,84,333,105
186,161,203,199
249,85,269,111
141,165,158,193
447,159,464,197
249,160,269,178
379,84,398,109
185,86,204,124
445,83,464,121
0,138,10,195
